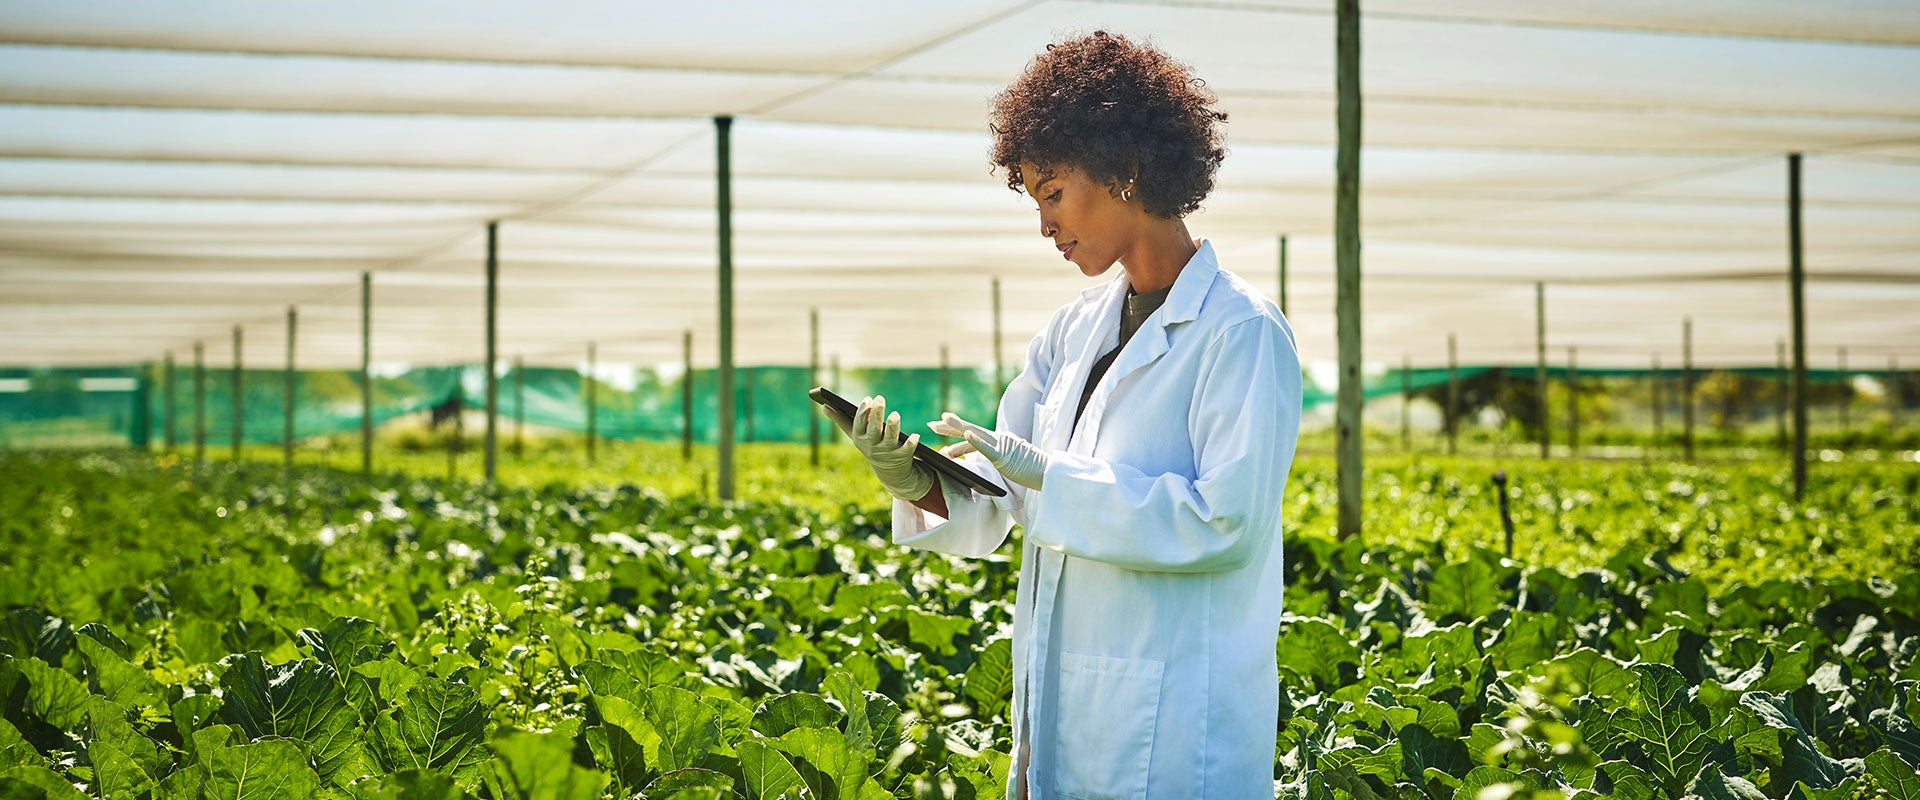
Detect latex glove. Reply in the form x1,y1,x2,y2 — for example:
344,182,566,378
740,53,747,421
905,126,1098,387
929,412,1049,491
822,395,935,501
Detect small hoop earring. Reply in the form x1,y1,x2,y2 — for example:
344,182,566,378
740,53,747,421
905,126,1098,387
1121,187,1133,202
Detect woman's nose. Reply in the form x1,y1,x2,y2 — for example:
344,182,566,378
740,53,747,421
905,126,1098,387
1039,216,1057,238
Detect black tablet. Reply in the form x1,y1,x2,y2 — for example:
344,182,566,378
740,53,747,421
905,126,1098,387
808,387,1008,498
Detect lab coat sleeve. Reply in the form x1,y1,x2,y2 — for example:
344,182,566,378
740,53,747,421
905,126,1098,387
1025,316,1301,573
889,304,1068,557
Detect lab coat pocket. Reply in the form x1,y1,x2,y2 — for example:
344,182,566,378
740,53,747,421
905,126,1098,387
1054,651,1163,800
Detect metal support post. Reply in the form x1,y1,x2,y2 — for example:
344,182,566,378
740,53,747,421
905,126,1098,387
484,220,499,484
715,115,736,501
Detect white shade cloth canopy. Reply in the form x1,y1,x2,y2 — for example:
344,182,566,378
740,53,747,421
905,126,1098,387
2,1,1917,370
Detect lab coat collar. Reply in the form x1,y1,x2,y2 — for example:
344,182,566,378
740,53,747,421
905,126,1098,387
1086,238,1219,325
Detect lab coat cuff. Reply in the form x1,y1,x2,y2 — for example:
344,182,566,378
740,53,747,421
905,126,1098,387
1026,450,1108,552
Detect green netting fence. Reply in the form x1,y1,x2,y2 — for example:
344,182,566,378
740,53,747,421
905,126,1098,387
1,363,1910,449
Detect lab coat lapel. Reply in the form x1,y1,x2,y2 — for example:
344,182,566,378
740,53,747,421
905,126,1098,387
1070,240,1221,453
1036,277,1129,453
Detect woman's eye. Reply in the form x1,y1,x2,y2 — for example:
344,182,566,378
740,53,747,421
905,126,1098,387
1048,191,1062,203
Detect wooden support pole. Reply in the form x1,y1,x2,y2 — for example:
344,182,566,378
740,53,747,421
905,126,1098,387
1399,355,1411,452
163,351,177,451
1566,346,1578,457
231,325,243,460
1447,335,1459,456
681,330,694,461
810,308,821,466
586,342,597,465
1334,0,1364,539
1277,234,1289,317
284,306,296,473
360,272,373,475
484,220,499,484
715,115,736,501
1788,153,1808,500
1536,282,1548,459
1683,317,1696,462
992,276,1005,389
193,341,206,468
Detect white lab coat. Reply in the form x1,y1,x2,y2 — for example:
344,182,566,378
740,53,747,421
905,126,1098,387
892,239,1302,799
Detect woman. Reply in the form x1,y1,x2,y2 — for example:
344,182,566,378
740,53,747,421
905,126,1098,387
825,31,1301,799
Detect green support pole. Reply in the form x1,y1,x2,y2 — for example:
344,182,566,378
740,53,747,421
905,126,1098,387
1776,339,1788,451
1334,0,1363,539
1683,317,1695,463
810,308,821,467
484,220,499,485
1536,282,1548,459
1277,234,1289,318
361,271,373,476
992,276,1004,390
132,361,152,450
682,330,694,461
1448,335,1459,456
193,340,206,468
284,306,296,473
586,342,597,465
1788,153,1808,500
1566,346,1577,457
514,355,525,454
231,325,243,460
715,115,735,501
1399,355,1410,452
1837,346,1849,434
163,351,177,452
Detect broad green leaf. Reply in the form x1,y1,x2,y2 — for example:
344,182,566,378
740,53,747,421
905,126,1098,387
1535,648,1634,701
482,731,609,800
1738,691,1849,790
735,737,806,800
1426,559,1504,621
0,609,72,667
0,718,38,770
1751,643,1814,695
200,735,323,800
1595,761,1657,800
15,657,88,730
1321,739,1404,781
962,638,1012,721
296,617,395,678
75,636,163,709
1865,749,1920,800
643,767,735,798
1277,617,1363,689
586,694,654,791
1686,766,1766,800
0,765,89,800
218,653,369,783
752,693,842,739
364,768,473,800
1787,778,1861,800
771,726,869,800
375,675,490,780
89,738,158,798
1612,664,1717,795
901,609,972,657
645,685,721,772
1453,766,1516,800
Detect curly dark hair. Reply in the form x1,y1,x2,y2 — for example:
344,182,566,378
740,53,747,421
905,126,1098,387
989,30,1228,219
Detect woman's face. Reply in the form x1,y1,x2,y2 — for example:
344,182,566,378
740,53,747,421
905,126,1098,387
1021,161,1135,278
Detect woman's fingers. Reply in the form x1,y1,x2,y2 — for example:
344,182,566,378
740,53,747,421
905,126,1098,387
941,439,978,458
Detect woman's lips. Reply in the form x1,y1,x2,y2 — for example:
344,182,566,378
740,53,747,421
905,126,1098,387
1058,241,1076,260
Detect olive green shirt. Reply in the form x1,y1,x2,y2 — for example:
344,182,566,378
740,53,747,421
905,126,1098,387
1072,283,1173,432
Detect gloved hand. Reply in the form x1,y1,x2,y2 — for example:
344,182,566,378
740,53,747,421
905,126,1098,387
821,395,936,501
929,412,1050,491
